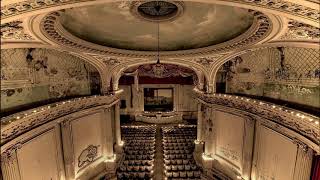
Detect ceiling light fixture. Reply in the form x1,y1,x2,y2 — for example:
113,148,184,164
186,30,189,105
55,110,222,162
152,1,166,78
156,1,161,64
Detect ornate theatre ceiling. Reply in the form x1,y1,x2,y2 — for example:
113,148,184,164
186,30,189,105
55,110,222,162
60,2,254,51
1,0,319,93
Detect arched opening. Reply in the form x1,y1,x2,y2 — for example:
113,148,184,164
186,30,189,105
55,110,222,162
117,63,199,124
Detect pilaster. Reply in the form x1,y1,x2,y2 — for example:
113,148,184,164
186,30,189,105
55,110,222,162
1,148,21,180
293,142,314,180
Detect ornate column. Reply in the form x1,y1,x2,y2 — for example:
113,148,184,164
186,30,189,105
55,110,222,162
102,108,114,158
197,73,205,91
201,107,215,169
103,108,117,176
1,148,21,180
194,103,205,167
196,103,203,142
207,83,215,93
134,72,139,91
293,142,314,180
114,102,123,152
61,121,75,180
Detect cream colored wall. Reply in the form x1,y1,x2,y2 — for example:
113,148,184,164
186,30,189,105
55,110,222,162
16,129,63,180
1,103,117,180
200,104,314,180
70,113,104,174
215,111,245,169
252,126,297,180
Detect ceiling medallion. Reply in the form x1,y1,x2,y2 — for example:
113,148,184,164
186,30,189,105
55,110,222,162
131,1,184,22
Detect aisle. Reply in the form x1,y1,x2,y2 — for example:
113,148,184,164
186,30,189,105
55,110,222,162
153,125,164,180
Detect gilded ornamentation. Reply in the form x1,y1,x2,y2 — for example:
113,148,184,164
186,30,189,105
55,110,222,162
1,21,34,40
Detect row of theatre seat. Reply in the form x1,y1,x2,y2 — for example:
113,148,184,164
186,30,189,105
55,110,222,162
117,125,156,180
162,125,202,180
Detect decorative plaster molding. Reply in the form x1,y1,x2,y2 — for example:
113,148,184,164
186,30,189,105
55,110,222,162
0,143,21,163
78,144,100,168
195,91,320,146
39,10,272,58
0,95,120,145
1,0,319,25
280,20,320,40
1,21,34,41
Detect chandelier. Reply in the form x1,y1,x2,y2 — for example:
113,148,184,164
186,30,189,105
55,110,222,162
152,1,165,77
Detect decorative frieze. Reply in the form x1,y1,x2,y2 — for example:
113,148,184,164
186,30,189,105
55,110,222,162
281,20,320,40
1,21,34,41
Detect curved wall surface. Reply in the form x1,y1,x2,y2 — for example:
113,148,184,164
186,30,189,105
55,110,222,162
194,91,319,180
1,95,119,180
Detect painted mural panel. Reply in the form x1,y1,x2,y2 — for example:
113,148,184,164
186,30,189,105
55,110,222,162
1,48,100,112
223,47,320,108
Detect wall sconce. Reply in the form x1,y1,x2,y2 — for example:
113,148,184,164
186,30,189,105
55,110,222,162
119,141,124,146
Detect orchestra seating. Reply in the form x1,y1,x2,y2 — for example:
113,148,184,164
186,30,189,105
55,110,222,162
162,125,202,180
117,125,156,180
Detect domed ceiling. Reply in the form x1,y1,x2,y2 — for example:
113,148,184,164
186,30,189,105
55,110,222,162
60,1,254,51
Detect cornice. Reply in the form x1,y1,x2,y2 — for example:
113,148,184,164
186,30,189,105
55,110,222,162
0,95,121,145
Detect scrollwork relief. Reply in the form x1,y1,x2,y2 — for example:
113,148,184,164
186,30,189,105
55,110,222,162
280,20,320,40
78,144,99,168
1,21,34,41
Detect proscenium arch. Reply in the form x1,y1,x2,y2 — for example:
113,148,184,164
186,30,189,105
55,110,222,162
110,60,210,92
208,41,320,92
1,0,319,27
